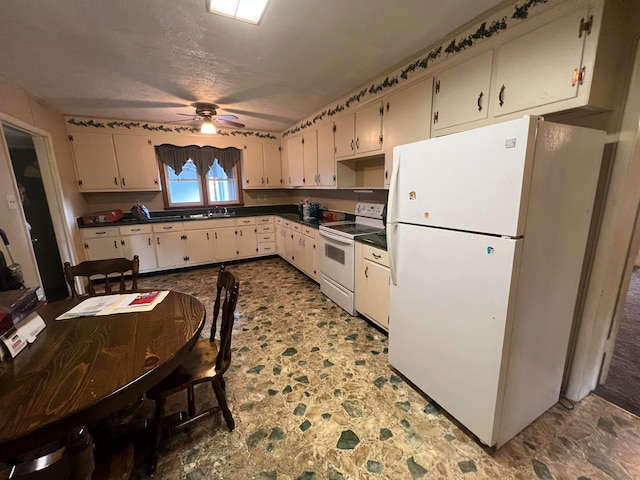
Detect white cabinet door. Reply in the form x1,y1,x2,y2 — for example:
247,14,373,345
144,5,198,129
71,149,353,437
70,132,120,191
214,227,238,261
355,243,389,330
286,136,304,186
237,225,258,257
263,143,282,188
185,229,215,265
433,50,493,131
84,236,122,261
280,139,290,188
316,123,336,187
302,130,318,187
154,231,187,268
334,113,355,159
242,143,264,189
302,234,317,280
276,223,286,258
284,226,294,263
121,234,157,272
291,231,304,269
493,7,588,117
112,135,160,191
355,101,383,155
383,77,433,186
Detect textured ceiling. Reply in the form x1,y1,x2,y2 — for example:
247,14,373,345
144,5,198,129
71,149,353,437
0,0,506,132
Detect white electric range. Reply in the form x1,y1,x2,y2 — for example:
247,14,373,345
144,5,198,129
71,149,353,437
318,203,385,315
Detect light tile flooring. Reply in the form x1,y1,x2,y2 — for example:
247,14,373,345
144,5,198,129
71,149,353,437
132,258,640,479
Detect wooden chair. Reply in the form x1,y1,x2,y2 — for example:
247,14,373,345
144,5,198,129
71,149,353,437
145,266,240,476
63,256,139,297
0,426,94,480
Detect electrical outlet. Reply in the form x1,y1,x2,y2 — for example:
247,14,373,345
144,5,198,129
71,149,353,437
6,194,18,209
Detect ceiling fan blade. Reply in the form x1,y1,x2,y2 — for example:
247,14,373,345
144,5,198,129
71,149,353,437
216,114,239,121
176,113,199,117
163,118,198,124
215,118,245,128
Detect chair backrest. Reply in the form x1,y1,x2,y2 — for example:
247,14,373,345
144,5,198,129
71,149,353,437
210,266,240,374
0,426,94,480
63,256,139,298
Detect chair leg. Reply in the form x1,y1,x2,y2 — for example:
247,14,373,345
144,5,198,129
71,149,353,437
187,386,195,418
212,378,234,431
147,397,165,477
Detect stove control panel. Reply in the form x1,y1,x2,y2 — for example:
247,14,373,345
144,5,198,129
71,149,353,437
355,203,384,219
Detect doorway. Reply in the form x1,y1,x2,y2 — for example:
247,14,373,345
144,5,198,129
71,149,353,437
2,125,68,301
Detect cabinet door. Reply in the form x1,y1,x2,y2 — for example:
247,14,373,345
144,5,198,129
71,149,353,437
286,136,304,186
362,258,390,329
84,237,122,261
275,224,286,257
237,225,258,257
185,229,215,265
242,143,264,189
154,231,187,268
493,7,587,117
112,135,161,191
214,227,237,261
121,234,157,272
291,231,304,269
70,132,120,191
433,50,493,131
263,143,282,187
280,139,290,188
355,101,383,155
302,235,317,279
317,123,336,187
302,130,318,187
383,77,433,186
334,113,355,159
284,228,294,263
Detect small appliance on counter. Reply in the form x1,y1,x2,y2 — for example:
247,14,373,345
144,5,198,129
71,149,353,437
131,202,151,221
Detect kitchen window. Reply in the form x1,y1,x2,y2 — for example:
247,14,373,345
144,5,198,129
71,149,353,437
156,144,243,208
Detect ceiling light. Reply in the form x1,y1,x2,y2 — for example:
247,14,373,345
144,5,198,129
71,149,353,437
206,0,269,25
201,118,217,134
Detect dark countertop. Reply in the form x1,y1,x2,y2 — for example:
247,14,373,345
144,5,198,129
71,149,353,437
356,232,387,250
77,205,338,230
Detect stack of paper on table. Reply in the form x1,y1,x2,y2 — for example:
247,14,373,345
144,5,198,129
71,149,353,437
56,291,170,320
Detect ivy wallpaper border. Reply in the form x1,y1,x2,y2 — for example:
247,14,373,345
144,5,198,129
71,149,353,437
66,118,277,140
283,0,549,138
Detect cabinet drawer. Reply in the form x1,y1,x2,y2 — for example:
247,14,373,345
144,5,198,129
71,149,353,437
119,224,152,235
152,222,183,233
258,233,275,243
82,227,120,239
236,217,256,226
258,243,276,254
362,244,389,267
302,226,316,238
257,216,273,224
283,220,292,229
292,223,301,232
257,224,275,234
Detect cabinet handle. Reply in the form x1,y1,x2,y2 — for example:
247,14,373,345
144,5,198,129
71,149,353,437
154,179,158,184
477,91,484,112
215,232,218,239
157,238,160,245
122,177,126,186
498,85,506,107
206,232,210,240
372,253,381,259
350,139,354,151
132,228,141,232
356,138,360,149
266,177,269,184
385,170,388,179
365,266,369,278
148,238,151,246
114,177,118,185
84,243,89,249
289,176,292,184
240,230,243,237
163,226,172,230
572,68,580,87
433,111,439,124
96,231,107,235
113,240,118,249
261,177,264,184
121,239,125,246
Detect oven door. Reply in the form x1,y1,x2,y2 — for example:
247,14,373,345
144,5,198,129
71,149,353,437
318,228,355,291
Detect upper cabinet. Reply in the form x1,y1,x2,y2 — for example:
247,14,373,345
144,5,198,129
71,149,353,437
492,7,592,117
285,135,305,187
69,132,160,192
334,101,383,159
432,51,493,132
242,142,282,189
382,77,433,186
302,129,318,188
316,123,336,187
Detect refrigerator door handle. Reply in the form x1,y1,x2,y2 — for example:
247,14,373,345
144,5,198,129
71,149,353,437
388,223,398,286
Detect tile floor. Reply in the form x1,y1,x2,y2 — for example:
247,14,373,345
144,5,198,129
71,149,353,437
131,257,640,479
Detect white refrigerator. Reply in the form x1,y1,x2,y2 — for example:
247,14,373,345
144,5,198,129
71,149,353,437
387,116,605,447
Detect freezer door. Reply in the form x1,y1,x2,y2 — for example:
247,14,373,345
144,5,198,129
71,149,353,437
388,116,538,237
388,223,522,446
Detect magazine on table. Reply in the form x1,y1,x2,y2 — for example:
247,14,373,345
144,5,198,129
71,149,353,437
56,291,170,320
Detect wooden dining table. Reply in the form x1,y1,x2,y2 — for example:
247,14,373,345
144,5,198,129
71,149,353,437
0,290,206,458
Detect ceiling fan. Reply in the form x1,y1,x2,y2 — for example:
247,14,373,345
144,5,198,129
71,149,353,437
171,102,245,133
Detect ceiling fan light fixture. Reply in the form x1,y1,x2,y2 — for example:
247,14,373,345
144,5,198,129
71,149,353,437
200,118,217,134
206,0,269,25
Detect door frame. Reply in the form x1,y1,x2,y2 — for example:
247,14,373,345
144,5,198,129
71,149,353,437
0,113,77,290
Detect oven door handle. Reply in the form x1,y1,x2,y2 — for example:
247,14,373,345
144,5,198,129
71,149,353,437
319,229,354,245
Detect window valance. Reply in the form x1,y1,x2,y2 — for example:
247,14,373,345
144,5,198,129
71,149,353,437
154,144,241,176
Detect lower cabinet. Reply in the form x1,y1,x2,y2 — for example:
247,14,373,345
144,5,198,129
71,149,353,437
355,243,390,331
82,227,122,261
119,225,157,272
275,217,318,282
213,225,238,260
